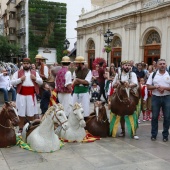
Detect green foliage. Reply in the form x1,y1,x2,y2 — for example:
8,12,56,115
0,36,20,61
104,46,112,53
29,0,67,62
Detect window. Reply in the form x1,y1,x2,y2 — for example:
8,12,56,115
113,37,122,47
146,31,161,44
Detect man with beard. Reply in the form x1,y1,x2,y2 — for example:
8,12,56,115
11,58,43,134
72,56,92,120
35,54,49,81
111,60,139,139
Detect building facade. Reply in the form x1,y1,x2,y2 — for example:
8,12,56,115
77,0,170,68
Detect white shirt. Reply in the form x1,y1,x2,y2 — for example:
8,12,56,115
39,65,49,79
11,70,43,87
0,73,12,90
112,72,138,86
146,70,170,96
64,71,72,87
43,65,49,79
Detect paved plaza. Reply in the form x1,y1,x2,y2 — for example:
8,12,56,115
0,103,170,170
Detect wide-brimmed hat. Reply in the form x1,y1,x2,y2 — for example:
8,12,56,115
74,56,86,63
35,54,48,60
61,56,71,63
121,60,130,65
23,58,31,63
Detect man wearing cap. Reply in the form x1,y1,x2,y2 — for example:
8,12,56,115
11,58,43,133
56,56,72,116
110,60,139,139
35,54,49,81
72,56,92,120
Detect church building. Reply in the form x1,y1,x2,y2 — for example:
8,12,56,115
76,0,170,68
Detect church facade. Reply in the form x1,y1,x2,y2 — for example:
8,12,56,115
76,0,170,68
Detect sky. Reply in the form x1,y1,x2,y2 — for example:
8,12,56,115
45,0,91,51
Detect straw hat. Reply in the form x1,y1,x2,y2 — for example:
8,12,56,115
74,56,86,63
61,56,71,63
35,54,48,60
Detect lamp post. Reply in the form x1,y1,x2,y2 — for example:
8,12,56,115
104,29,114,66
63,39,70,50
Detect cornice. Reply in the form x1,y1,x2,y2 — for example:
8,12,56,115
77,1,170,30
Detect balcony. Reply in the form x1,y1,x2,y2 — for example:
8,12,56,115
7,34,16,41
16,0,25,7
8,19,16,28
20,10,25,17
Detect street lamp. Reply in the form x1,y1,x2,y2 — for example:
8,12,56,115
103,29,114,66
63,39,70,50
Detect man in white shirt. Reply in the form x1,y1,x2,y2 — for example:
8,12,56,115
147,59,170,142
0,69,16,102
56,56,73,117
72,56,92,120
11,58,43,133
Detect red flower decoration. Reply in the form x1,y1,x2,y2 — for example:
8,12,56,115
92,57,106,69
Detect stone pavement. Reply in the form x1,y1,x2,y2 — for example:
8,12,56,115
0,102,170,170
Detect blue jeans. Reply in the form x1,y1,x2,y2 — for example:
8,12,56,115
0,87,16,102
151,95,170,138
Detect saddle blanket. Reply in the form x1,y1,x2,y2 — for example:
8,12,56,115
60,131,101,143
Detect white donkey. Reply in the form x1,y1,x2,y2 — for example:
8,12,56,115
57,103,86,142
22,104,68,152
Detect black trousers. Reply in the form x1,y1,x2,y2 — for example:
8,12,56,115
98,82,107,101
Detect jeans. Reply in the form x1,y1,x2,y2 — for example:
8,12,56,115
0,87,16,102
151,95,170,138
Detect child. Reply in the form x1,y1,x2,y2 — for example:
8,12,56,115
40,82,51,116
90,81,100,102
140,78,148,122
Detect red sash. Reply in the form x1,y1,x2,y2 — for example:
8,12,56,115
19,86,35,105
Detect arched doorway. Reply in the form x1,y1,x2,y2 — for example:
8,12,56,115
111,36,122,67
87,40,95,70
144,31,161,65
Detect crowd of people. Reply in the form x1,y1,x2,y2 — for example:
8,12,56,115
0,56,169,142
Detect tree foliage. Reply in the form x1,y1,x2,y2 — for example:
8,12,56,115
0,36,20,62
29,0,67,63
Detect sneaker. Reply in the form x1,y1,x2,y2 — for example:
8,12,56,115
163,138,168,142
138,119,141,123
151,136,156,141
133,135,139,140
146,116,152,121
143,119,146,122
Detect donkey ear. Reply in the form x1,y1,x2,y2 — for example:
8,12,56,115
4,101,10,107
120,81,123,85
